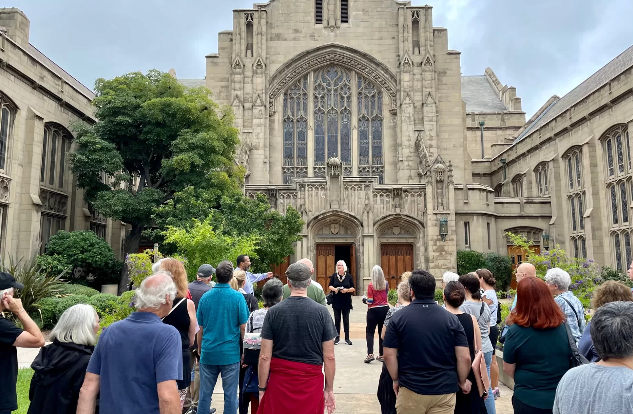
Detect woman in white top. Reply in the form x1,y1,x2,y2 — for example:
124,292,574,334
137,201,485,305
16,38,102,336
478,268,501,400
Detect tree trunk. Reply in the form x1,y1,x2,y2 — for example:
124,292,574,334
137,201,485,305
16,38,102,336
117,224,144,294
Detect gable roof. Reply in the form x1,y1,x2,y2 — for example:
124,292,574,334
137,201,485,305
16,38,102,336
461,76,507,113
515,45,633,143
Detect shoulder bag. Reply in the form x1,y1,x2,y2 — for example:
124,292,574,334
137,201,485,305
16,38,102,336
561,296,582,329
472,349,490,398
563,321,589,368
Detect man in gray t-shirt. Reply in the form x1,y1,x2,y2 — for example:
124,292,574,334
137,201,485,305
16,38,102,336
553,301,633,414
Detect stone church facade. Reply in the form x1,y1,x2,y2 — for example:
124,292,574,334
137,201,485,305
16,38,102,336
193,0,633,291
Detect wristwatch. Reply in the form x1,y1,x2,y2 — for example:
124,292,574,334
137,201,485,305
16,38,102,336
258,386,267,392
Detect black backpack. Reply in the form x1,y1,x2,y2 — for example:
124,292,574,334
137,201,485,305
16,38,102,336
496,301,502,325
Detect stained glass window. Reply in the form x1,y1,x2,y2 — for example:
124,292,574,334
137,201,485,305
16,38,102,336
282,75,308,183
40,129,48,183
626,233,632,270
612,185,619,225
627,131,631,170
573,238,579,259
571,197,577,232
358,76,384,183
0,107,9,171
578,195,584,230
617,134,625,174
581,237,587,259
622,182,629,223
615,233,622,271
567,157,573,190
607,138,614,176
536,170,542,195
575,153,581,187
49,132,58,186
543,166,548,193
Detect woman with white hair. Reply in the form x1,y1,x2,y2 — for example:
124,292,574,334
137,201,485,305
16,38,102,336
28,304,100,414
328,260,355,345
545,267,586,344
363,265,389,363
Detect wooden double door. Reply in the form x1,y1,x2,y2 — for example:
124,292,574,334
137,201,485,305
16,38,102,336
381,244,414,291
508,245,540,289
316,244,356,291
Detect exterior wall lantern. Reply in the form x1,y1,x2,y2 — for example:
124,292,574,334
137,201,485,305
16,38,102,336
439,217,448,242
542,232,550,251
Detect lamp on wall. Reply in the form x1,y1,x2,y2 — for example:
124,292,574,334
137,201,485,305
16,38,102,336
542,232,550,251
439,217,448,242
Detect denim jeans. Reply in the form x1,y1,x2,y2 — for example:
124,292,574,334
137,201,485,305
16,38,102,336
484,351,496,414
198,362,240,414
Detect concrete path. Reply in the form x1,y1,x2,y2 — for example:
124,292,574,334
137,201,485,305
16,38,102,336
18,297,514,413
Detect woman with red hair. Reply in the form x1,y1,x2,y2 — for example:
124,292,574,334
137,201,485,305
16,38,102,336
502,277,571,414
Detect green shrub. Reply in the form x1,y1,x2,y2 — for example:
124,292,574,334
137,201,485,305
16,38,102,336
100,291,136,333
435,288,444,304
58,284,100,297
457,250,486,275
54,294,91,320
34,297,59,329
87,294,119,318
36,255,72,279
7,256,65,315
388,289,397,306
484,252,513,291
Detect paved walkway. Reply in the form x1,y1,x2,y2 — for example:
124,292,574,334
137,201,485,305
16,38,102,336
18,297,514,413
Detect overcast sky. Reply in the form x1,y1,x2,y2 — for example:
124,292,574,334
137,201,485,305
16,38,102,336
9,0,633,117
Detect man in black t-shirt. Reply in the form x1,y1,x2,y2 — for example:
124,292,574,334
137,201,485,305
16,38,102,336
383,270,471,414
258,262,338,414
0,272,45,414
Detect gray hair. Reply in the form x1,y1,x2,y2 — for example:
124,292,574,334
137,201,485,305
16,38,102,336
544,267,571,291
151,258,164,274
262,278,283,308
397,280,411,303
51,304,99,346
371,265,386,291
336,260,347,273
0,287,13,297
442,272,460,285
591,301,633,360
135,272,177,310
289,277,311,290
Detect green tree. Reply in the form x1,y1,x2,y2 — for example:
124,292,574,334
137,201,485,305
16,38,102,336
163,218,259,280
153,191,304,273
69,70,240,278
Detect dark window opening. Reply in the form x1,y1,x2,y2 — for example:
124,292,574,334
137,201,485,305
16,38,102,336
341,0,349,23
412,18,420,54
316,0,323,24
245,14,254,58
334,245,352,274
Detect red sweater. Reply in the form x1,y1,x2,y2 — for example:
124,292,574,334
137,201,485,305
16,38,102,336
367,283,388,308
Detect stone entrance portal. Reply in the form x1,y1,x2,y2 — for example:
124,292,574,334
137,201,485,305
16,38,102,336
316,243,356,291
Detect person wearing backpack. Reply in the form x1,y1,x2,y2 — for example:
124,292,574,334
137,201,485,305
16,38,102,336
459,272,496,414
478,269,502,400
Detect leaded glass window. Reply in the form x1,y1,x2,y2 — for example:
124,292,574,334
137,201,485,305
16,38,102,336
567,157,573,190
535,163,548,196
575,153,581,187
615,233,622,271
581,237,587,259
627,131,631,170
0,97,15,171
578,195,584,230
544,167,548,193
571,197,577,232
607,138,614,176
617,134,625,174
358,75,384,183
41,124,72,191
626,233,632,269
573,238,579,259
282,76,309,184
611,185,619,225
622,182,629,223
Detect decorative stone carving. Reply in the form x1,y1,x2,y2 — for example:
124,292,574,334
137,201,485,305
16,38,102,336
423,55,434,67
327,157,342,177
253,93,265,107
393,226,401,235
40,188,68,216
0,176,10,204
415,130,431,179
253,57,265,73
232,57,244,71
447,161,454,185
331,223,340,235
268,45,398,110
245,13,254,23
401,54,413,73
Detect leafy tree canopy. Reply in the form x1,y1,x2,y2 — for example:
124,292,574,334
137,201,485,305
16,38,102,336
69,70,241,254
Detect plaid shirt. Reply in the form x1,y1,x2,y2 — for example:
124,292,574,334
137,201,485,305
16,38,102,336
555,291,586,344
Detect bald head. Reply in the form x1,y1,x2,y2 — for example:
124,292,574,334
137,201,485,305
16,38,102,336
298,258,314,275
516,263,536,283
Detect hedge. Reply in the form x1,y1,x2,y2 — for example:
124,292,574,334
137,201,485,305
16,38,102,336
58,284,101,297
34,293,118,330
456,250,513,291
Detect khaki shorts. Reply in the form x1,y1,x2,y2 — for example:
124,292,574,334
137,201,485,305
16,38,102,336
395,387,456,414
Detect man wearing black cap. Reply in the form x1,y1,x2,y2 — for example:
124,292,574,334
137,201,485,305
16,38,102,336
257,262,337,414
0,272,45,414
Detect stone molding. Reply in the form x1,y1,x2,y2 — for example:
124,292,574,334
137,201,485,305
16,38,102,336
39,187,68,217
268,44,398,112
0,175,10,204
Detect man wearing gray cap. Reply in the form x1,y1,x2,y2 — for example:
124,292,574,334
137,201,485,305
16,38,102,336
258,262,337,414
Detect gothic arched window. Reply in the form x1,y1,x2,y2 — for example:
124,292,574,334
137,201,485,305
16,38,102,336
358,75,384,183
282,75,308,184
0,93,16,171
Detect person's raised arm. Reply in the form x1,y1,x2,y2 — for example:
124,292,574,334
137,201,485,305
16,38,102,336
157,380,181,414
6,297,44,348
247,271,273,285
76,373,100,414
187,299,197,347
322,339,336,414
258,338,273,401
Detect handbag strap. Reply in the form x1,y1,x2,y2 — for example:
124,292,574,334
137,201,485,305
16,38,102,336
162,298,186,321
561,296,581,328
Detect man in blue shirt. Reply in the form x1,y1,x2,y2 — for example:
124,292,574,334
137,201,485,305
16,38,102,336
77,272,182,414
236,255,273,294
197,261,249,414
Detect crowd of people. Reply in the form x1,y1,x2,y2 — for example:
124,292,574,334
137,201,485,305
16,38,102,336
1,255,633,414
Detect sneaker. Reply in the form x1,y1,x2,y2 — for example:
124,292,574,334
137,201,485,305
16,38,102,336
334,337,340,345
364,354,374,363
345,339,353,345
493,387,501,400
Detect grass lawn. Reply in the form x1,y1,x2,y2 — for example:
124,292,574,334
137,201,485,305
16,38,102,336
12,369,33,414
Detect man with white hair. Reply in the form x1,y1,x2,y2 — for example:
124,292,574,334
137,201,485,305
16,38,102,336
282,258,326,304
0,272,45,414
442,272,459,288
77,273,182,414
545,267,586,344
